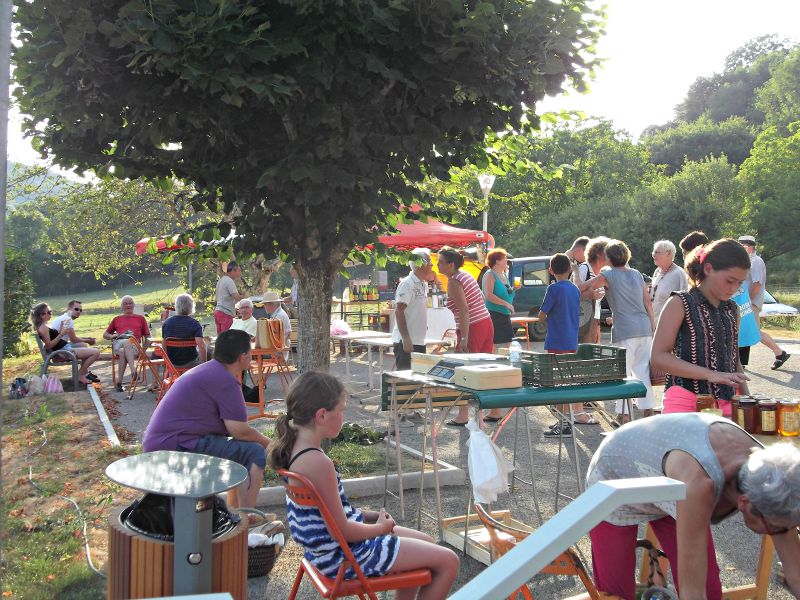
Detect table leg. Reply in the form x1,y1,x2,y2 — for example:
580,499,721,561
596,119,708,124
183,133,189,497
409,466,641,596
568,403,584,495
428,389,444,541
524,407,543,524
366,343,374,391
173,495,213,595
345,340,351,377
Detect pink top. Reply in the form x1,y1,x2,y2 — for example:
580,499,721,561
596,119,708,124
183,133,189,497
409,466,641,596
446,270,490,326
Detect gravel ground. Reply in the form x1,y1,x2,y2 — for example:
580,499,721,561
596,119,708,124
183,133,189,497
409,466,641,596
99,331,800,599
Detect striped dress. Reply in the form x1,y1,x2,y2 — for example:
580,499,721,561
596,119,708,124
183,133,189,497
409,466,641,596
666,288,738,401
284,449,400,579
446,270,491,325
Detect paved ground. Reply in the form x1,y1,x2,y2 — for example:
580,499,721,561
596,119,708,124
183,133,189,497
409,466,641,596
95,332,800,599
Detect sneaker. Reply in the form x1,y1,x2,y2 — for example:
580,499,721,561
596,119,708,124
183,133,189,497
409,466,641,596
115,383,124,393
544,423,572,437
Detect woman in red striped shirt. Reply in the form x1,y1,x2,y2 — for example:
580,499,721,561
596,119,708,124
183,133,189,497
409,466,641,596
437,247,502,425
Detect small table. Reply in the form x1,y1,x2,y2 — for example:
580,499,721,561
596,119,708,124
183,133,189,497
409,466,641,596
106,451,248,597
354,336,454,390
331,330,392,377
510,316,540,350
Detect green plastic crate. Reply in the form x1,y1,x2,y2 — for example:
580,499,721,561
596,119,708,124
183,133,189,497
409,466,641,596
521,344,626,387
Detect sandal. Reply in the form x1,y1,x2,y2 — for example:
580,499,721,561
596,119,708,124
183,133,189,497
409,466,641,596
573,412,598,425
445,419,468,427
771,351,790,370
86,372,100,382
483,416,503,423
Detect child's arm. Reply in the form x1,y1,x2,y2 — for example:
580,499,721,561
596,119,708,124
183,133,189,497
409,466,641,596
297,451,395,543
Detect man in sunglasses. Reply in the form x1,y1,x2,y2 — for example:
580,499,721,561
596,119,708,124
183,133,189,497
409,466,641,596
51,300,97,347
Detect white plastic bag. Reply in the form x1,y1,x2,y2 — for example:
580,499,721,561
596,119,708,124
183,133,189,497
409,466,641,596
466,419,514,503
27,375,46,396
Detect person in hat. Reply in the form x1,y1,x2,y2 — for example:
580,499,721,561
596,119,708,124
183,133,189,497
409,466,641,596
738,235,790,370
392,247,434,371
262,290,292,352
230,298,258,340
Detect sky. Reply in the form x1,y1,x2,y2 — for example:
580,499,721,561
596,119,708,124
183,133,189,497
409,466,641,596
539,0,800,138
6,0,800,164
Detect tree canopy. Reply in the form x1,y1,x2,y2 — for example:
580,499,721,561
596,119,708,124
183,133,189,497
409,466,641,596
13,0,603,369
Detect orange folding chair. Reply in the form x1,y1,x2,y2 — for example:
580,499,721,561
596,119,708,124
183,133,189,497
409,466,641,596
431,328,458,355
474,503,600,600
126,336,164,400
277,469,432,600
155,338,198,403
253,319,294,392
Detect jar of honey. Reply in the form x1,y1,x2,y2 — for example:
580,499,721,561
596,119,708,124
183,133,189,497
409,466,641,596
737,398,758,434
696,394,715,412
758,399,778,435
778,399,800,437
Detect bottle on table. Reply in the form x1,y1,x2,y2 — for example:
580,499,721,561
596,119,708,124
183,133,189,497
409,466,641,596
509,340,522,368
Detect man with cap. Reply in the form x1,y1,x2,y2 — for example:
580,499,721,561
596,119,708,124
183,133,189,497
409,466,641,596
392,248,434,371
738,235,790,370
262,290,292,352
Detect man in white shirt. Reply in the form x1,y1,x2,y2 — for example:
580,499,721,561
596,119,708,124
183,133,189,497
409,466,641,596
392,248,433,370
214,261,245,334
739,235,790,370
262,291,292,354
51,300,96,347
230,298,258,340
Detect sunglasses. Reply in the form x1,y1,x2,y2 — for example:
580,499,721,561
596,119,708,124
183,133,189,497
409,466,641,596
73,308,83,312
757,513,790,536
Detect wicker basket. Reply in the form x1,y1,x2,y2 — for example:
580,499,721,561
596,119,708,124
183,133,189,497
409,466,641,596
248,542,281,578
521,344,626,387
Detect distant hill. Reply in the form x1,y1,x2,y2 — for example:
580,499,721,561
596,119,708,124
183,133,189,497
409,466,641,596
7,161,72,207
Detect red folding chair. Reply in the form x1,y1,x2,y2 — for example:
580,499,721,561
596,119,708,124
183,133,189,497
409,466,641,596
277,469,432,600
155,338,198,403
126,336,164,400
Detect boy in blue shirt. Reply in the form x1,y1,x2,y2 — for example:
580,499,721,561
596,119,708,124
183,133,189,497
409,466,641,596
538,253,590,436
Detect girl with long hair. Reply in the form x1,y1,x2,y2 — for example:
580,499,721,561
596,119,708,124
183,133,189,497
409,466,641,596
31,302,100,386
268,372,459,599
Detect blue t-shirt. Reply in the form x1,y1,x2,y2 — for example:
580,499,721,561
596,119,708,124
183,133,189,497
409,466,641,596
161,315,203,365
540,280,580,351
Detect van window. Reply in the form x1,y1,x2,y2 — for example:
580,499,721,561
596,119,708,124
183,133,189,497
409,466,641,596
522,262,549,286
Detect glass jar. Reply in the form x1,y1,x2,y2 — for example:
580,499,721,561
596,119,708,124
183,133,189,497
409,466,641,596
696,394,715,412
737,398,758,434
758,399,778,435
778,399,800,437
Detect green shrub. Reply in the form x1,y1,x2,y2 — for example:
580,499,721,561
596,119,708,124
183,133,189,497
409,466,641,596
3,249,35,356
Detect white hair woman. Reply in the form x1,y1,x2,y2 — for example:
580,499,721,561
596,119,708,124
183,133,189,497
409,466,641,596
231,298,257,339
103,296,151,392
651,239,688,319
162,293,206,368
587,413,800,599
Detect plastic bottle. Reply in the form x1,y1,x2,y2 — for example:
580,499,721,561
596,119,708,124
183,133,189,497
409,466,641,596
509,340,522,367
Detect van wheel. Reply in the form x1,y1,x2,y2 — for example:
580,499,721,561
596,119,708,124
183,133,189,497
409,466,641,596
530,319,547,342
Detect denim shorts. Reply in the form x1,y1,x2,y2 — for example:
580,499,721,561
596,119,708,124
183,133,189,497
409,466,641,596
188,435,266,470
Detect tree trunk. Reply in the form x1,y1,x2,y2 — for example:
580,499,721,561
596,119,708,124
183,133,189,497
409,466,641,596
295,259,336,372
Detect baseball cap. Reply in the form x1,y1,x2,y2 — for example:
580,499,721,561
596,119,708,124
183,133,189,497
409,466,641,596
738,235,756,244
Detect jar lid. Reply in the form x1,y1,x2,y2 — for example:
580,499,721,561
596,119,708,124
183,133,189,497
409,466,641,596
758,399,777,407
779,399,799,406
738,398,757,405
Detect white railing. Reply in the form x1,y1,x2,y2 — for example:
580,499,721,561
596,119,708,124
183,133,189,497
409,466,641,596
449,476,686,600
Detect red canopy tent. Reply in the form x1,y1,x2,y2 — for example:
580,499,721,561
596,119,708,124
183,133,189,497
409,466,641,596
376,219,494,251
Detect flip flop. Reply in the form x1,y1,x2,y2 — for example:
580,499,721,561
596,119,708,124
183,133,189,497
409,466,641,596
483,416,503,423
771,351,790,370
445,419,468,427
572,412,599,425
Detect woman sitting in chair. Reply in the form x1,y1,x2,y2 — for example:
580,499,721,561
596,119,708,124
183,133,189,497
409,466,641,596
161,293,207,369
268,372,459,600
31,302,100,386
103,295,150,392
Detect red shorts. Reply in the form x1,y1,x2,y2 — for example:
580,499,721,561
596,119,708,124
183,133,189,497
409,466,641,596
457,318,494,353
214,310,234,335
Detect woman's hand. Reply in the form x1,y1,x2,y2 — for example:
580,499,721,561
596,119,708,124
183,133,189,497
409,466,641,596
706,370,749,388
457,337,469,352
376,508,395,535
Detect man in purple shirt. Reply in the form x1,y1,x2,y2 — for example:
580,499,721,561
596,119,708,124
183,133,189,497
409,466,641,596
143,329,270,508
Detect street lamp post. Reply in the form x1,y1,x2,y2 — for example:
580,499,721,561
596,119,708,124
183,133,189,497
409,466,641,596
477,173,496,232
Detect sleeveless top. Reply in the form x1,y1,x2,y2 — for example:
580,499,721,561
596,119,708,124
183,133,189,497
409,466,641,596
45,327,67,352
446,270,490,326
283,448,399,579
484,269,515,315
665,288,738,401
586,413,760,526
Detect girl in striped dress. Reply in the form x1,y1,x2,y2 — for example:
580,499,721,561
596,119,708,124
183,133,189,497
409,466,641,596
268,372,459,599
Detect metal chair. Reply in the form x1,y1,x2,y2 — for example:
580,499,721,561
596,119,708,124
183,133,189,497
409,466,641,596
35,333,78,389
431,328,458,355
277,469,432,600
155,338,198,403
473,503,600,600
126,336,164,400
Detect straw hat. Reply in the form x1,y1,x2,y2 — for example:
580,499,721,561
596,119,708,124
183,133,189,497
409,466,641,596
262,291,282,303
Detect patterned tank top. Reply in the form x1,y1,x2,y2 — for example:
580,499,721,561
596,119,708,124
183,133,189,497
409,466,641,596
446,270,490,326
665,288,738,400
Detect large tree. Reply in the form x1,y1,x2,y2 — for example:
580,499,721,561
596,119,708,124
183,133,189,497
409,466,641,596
13,0,602,370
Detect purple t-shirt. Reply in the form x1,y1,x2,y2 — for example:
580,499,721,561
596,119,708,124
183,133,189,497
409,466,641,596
540,279,580,352
143,360,246,452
